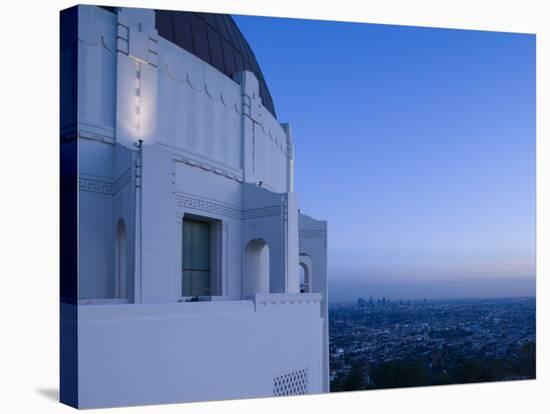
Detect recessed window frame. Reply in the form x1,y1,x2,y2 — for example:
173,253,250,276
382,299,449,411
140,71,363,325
180,213,223,300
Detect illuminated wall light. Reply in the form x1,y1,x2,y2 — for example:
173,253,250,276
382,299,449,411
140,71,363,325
135,61,141,135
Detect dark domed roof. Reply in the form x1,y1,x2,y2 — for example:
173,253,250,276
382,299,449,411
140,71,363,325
100,7,277,118
155,11,276,118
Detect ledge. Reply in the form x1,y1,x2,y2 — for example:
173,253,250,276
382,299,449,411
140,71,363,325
78,298,131,305
73,294,323,319
253,293,322,306
77,300,255,322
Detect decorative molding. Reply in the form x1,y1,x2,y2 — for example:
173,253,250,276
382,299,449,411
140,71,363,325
254,293,322,307
173,154,244,184
116,22,129,55
79,176,113,195
162,47,284,145
282,199,288,221
175,193,281,221
79,168,132,196
163,63,242,115
112,168,132,194
299,229,325,239
78,35,116,54
242,205,281,220
78,121,116,143
175,193,241,219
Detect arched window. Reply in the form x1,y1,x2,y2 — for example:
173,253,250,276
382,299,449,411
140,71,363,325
114,219,127,298
244,239,270,298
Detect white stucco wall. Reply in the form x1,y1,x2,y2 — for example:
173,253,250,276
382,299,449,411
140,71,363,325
76,294,323,408
68,5,329,407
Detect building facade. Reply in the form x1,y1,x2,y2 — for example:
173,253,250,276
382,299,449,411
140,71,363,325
60,5,328,408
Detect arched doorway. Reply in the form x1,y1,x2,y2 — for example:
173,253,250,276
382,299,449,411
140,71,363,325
299,263,308,293
244,239,270,298
299,254,312,293
114,218,127,298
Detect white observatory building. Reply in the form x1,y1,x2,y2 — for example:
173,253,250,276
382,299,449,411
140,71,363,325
60,5,328,408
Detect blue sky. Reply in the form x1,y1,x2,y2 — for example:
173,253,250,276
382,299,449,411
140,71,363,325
234,16,536,299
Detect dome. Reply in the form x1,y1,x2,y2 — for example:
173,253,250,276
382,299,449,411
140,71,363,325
100,7,277,118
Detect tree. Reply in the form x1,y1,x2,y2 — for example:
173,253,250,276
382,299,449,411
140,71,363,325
370,359,427,388
518,341,536,378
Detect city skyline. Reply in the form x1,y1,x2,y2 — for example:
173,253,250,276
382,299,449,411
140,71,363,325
235,16,536,299
328,276,536,302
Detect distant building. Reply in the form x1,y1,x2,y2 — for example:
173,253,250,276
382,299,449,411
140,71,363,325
61,6,328,408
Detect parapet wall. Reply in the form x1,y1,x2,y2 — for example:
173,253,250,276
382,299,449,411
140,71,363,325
73,295,323,407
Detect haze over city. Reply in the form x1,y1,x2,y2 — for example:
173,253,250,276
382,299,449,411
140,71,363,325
235,16,536,300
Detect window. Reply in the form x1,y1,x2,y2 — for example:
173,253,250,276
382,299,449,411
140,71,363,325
182,218,212,297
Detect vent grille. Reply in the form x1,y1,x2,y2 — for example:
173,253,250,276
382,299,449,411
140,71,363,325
273,368,309,396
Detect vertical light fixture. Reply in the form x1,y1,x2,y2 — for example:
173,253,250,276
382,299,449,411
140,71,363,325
134,61,141,135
